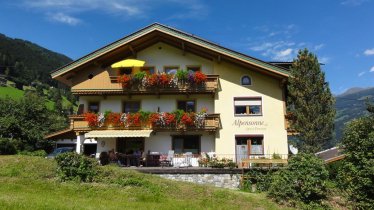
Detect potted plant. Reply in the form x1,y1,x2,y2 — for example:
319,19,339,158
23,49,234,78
133,71,147,90
193,71,207,86
176,69,188,88
181,112,194,128
159,73,171,88
164,112,176,127
138,110,151,128
128,112,141,127
118,74,132,89
149,112,160,127
146,74,159,88
106,112,121,128
84,112,98,127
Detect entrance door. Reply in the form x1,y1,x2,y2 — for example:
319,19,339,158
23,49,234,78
116,137,144,154
235,136,264,162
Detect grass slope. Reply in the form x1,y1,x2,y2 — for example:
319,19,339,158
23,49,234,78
0,86,73,110
0,156,292,210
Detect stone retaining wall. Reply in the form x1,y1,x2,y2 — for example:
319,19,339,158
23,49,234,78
158,173,241,189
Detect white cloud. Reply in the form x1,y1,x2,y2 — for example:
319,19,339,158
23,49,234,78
274,48,293,60
358,71,366,77
370,66,374,72
314,44,325,51
249,41,297,61
48,12,81,25
364,48,374,56
319,56,330,64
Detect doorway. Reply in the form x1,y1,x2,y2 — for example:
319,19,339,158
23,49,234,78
235,135,264,162
83,144,97,156
116,137,144,154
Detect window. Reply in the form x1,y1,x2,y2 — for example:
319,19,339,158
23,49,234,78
186,66,201,73
172,135,200,154
177,100,195,112
141,66,155,75
88,102,100,113
241,76,252,86
164,66,179,75
123,101,140,113
119,68,132,75
234,97,262,115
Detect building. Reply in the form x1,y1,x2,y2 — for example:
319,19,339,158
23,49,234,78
46,23,291,164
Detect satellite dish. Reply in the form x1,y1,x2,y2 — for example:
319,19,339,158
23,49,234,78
289,144,298,155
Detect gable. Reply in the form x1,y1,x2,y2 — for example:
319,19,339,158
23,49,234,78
52,23,289,85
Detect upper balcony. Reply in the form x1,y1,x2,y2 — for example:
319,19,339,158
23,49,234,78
71,73,219,97
69,112,221,133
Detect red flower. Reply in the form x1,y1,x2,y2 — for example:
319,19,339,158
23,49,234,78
181,113,194,126
118,75,131,88
193,71,207,84
149,113,160,125
159,74,171,86
164,113,176,125
84,113,98,127
147,74,159,87
106,113,121,126
128,113,141,126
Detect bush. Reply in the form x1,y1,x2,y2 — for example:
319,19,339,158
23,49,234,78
55,152,98,182
337,115,374,209
0,138,17,155
241,169,274,192
268,153,329,208
18,150,47,157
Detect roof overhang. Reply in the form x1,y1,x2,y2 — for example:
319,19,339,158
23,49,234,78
51,23,289,85
44,128,76,140
84,130,153,138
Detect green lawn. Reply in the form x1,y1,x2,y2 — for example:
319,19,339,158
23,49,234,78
0,156,293,210
0,86,24,99
0,86,75,110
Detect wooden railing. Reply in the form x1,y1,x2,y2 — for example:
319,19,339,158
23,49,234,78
285,112,297,135
69,114,220,132
105,74,219,95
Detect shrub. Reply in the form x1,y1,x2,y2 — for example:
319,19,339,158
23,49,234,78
55,152,98,182
0,138,17,155
268,153,329,208
241,169,274,192
337,115,374,209
18,150,47,157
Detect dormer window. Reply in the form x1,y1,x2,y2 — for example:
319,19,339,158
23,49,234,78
241,76,252,86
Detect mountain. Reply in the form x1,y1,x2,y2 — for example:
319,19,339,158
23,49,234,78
0,33,72,86
334,87,374,144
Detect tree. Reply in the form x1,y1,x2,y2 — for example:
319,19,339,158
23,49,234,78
337,103,374,209
0,93,68,151
287,49,335,153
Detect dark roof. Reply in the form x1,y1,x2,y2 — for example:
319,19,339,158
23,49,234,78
315,147,345,163
51,23,290,78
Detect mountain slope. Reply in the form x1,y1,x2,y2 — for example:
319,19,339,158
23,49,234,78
0,33,72,86
334,87,374,142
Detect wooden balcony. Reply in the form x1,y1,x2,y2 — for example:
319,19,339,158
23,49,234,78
285,112,297,135
69,114,221,133
71,75,219,96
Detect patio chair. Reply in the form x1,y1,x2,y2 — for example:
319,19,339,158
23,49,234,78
160,150,174,167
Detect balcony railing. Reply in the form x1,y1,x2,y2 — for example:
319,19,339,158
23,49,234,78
71,75,219,95
69,113,220,132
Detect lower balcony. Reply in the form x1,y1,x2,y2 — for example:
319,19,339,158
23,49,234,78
69,113,220,132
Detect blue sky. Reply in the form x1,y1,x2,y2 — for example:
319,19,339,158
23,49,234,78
0,0,373,94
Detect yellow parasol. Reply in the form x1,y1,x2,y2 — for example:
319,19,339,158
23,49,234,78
111,59,145,68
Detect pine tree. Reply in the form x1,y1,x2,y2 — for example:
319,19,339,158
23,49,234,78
287,49,335,153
